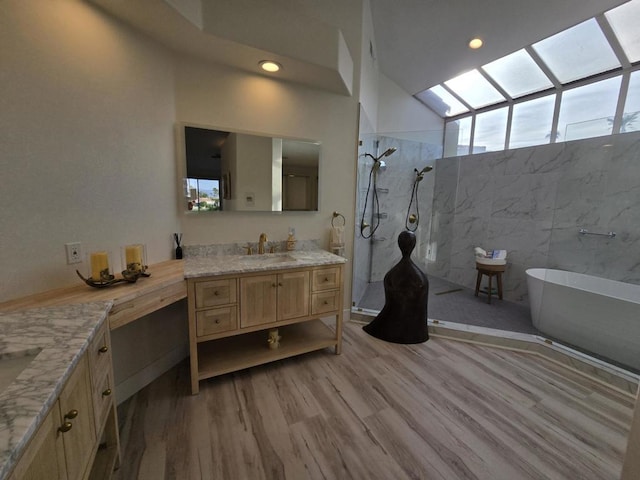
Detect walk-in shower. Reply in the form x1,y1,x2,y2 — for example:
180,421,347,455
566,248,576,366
353,132,441,311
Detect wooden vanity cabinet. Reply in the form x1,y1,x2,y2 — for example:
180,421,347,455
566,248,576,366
240,270,310,328
8,324,120,480
187,263,343,394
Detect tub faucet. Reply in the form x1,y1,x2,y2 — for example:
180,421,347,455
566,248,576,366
258,233,268,254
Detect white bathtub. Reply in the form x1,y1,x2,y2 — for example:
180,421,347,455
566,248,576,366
526,268,640,372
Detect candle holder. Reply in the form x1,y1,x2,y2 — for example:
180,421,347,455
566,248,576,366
76,247,150,288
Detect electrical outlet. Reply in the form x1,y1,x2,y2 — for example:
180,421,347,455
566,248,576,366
65,242,82,264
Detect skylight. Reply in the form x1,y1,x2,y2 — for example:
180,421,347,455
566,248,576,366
444,70,505,109
532,18,620,84
415,85,468,117
418,0,640,158
605,0,640,63
482,49,552,98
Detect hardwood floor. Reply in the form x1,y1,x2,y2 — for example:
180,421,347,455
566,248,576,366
114,322,635,480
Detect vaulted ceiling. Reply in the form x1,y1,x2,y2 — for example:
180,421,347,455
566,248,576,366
90,0,628,99
369,0,629,96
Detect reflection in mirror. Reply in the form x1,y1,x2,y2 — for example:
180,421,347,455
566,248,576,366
183,126,319,212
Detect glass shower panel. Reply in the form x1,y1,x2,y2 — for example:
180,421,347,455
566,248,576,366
353,130,442,312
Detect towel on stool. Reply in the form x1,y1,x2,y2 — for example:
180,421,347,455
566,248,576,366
330,226,345,255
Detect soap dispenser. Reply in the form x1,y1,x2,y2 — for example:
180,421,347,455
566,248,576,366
286,227,297,251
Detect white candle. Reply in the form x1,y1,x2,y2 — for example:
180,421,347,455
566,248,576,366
90,251,109,280
125,245,143,272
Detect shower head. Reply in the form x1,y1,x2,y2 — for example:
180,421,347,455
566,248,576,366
382,147,397,158
414,165,433,181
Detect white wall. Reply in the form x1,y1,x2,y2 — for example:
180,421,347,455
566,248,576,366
174,57,359,304
0,0,360,401
0,0,179,302
0,0,181,402
377,73,443,137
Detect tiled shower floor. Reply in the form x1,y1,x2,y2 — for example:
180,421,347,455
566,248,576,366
356,275,539,335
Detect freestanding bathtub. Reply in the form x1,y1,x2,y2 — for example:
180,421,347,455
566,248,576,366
526,268,640,372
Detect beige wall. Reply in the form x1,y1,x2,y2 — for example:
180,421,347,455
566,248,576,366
174,56,359,305
0,0,359,400
0,0,179,302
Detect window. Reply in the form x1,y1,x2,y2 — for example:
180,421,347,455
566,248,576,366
473,107,508,153
623,70,640,133
186,178,221,211
558,76,622,141
444,116,472,157
421,0,640,158
509,95,556,149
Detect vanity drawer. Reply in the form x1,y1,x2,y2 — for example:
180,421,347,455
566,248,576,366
196,306,238,336
312,267,341,292
92,369,115,432
195,279,237,308
88,321,112,383
312,291,340,315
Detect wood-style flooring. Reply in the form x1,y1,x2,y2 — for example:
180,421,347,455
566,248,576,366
114,322,635,480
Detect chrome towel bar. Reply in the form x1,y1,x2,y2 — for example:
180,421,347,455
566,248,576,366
578,228,616,238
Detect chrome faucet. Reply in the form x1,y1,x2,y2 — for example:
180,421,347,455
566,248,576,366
258,233,268,254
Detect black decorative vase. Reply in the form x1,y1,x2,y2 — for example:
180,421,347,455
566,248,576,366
175,245,183,259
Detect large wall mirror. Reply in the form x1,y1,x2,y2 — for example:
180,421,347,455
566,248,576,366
181,125,320,212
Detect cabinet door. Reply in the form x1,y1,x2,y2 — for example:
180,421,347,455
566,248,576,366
278,271,309,320
240,274,277,328
58,355,96,480
7,405,67,480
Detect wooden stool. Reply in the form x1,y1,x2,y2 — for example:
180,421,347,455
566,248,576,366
474,262,506,304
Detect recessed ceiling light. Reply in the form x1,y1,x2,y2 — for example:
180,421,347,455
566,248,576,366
259,60,282,73
468,38,483,49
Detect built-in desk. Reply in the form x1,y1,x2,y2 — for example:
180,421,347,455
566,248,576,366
0,260,186,329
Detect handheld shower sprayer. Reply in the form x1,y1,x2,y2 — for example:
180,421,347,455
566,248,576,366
405,165,433,231
360,147,398,238
413,165,433,182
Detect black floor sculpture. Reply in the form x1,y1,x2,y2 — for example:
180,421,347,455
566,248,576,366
363,230,429,344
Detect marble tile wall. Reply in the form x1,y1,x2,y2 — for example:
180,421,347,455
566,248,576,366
429,131,640,305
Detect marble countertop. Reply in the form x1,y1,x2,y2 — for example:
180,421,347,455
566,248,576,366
0,302,112,480
184,250,347,278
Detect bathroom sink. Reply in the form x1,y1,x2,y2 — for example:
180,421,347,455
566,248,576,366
243,254,296,264
0,350,41,392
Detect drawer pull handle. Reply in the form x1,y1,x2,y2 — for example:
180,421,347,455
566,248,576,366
278,282,283,287
215,319,220,324
324,277,329,282
272,283,277,287
98,346,109,354
324,300,329,305
64,409,79,420
214,291,219,296
102,388,112,397
58,422,73,433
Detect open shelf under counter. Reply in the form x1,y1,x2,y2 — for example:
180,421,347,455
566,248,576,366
196,320,337,381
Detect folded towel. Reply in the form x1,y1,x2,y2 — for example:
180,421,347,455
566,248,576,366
474,247,487,257
331,226,345,247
